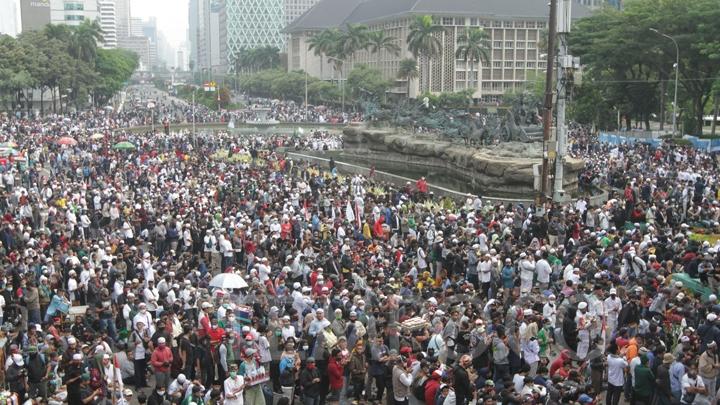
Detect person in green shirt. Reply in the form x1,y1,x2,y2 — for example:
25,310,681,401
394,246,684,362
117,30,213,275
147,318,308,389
536,321,550,358
181,384,206,405
633,354,655,404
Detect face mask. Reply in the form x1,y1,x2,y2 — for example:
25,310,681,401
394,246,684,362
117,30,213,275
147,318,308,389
307,363,316,370
302,345,309,351
229,371,237,378
228,316,235,322
157,390,165,396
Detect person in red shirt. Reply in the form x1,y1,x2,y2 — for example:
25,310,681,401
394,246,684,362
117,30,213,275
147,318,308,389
416,177,428,194
150,336,174,390
327,348,344,405
207,318,226,353
425,369,442,405
197,301,213,338
549,349,571,378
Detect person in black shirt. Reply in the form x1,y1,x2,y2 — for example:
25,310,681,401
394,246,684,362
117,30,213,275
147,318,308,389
64,354,85,404
299,357,321,405
179,324,196,380
26,346,48,399
454,354,474,405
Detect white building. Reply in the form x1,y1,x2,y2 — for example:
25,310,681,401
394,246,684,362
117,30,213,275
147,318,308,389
0,0,20,37
129,17,142,37
97,0,117,48
282,0,319,50
287,0,589,102
49,0,98,26
115,0,131,39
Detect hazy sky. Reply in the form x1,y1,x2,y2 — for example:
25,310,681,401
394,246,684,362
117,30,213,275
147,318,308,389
131,0,188,48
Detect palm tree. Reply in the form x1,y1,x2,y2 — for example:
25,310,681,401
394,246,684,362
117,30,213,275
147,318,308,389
308,29,341,81
456,28,491,96
340,24,369,70
367,31,400,72
397,58,419,98
70,19,104,64
407,15,444,93
44,24,72,44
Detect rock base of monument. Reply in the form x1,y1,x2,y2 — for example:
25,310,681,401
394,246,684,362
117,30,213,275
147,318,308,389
340,126,584,199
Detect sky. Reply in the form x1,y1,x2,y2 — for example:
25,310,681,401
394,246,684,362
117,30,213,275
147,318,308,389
131,0,189,48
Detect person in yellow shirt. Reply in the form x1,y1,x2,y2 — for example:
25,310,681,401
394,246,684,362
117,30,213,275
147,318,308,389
362,222,372,240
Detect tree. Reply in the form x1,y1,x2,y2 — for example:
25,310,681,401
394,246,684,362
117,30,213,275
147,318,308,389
346,64,391,101
407,15,444,93
367,31,400,72
397,58,418,98
455,28,490,96
340,24,369,70
94,48,139,106
711,79,720,136
70,19,104,65
570,0,720,133
308,29,341,81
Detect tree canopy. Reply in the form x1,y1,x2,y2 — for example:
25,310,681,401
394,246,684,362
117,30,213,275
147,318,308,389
569,0,720,133
0,23,138,114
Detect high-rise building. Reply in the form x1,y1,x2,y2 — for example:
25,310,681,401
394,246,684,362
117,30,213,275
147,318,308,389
97,0,117,48
282,0,320,50
188,0,212,71
176,49,187,71
19,0,52,32
226,0,285,67
209,0,228,74
49,0,98,26
129,17,142,36
287,0,590,102
121,35,151,70
115,0,131,39
0,0,20,37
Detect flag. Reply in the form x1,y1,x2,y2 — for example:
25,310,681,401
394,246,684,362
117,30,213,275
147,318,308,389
355,201,361,228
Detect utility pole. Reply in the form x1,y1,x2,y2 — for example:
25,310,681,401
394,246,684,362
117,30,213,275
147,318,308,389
540,0,558,199
305,42,309,122
553,0,574,202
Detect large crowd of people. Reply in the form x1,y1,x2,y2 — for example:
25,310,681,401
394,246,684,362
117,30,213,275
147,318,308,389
0,88,719,405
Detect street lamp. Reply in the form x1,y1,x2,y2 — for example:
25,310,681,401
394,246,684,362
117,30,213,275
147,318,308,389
650,28,679,137
327,56,347,116
304,41,309,122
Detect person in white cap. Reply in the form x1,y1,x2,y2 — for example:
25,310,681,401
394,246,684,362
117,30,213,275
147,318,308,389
6,353,26,399
699,341,719,401
575,301,594,359
151,336,174,390
133,302,155,336
604,288,623,338
198,301,213,338
518,252,536,295
101,353,124,396
543,295,557,329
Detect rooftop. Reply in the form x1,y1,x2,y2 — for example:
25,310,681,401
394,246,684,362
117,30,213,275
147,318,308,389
286,0,592,33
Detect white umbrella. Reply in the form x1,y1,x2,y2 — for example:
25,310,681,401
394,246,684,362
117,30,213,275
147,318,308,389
209,273,248,289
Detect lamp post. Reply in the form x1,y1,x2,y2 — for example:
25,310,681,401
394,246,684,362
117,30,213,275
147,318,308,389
650,28,679,137
305,41,309,122
328,56,347,116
